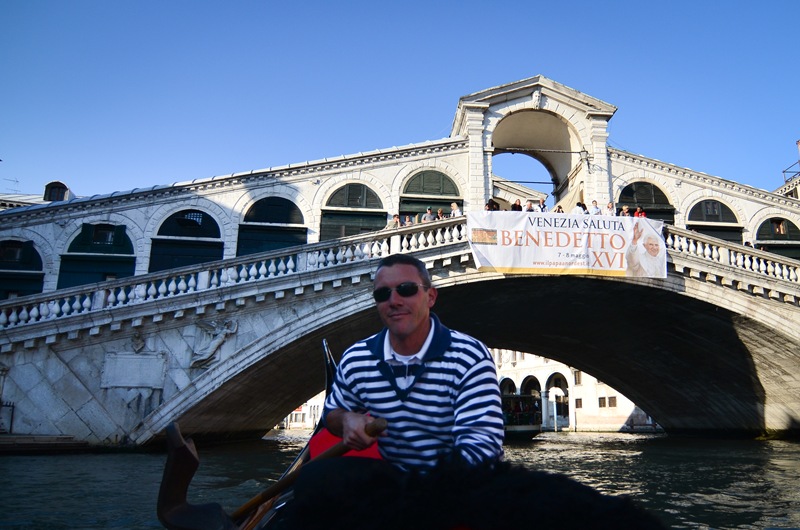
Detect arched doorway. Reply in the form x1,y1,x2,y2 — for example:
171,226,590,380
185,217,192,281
754,217,800,258
0,240,44,299
399,171,462,222
148,210,223,273
686,199,742,243
319,183,387,241
617,182,675,223
237,197,307,256
58,224,136,289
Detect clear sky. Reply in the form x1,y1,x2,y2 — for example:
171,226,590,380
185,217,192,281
2,1,798,200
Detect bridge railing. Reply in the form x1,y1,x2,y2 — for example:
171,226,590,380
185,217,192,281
4,219,798,333
0,218,467,332
664,225,800,283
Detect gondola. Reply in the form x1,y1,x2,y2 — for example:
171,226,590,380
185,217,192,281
156,339,385,530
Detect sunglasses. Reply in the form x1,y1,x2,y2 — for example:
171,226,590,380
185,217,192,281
372,282,428,303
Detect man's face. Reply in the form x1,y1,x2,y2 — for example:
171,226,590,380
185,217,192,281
374,264,437,341
644,237,660,257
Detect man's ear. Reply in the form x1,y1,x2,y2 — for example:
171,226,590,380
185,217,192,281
427,286,438,308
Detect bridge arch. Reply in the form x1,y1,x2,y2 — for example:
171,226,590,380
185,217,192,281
489,109,583,189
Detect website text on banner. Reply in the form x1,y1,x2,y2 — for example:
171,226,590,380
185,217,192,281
466,212,667,278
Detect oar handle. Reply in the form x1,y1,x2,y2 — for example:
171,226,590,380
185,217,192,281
231,417,387,521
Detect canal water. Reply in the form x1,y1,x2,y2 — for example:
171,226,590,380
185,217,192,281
1,431,798,529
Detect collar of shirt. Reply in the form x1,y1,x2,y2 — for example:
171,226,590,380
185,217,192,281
383,318,435,365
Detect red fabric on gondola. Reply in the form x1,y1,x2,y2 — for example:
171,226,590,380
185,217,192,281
308,427,382,459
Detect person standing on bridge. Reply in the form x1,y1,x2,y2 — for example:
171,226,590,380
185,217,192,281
323,253,504,471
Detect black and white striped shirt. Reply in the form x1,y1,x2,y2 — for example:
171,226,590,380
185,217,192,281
323,314,504,471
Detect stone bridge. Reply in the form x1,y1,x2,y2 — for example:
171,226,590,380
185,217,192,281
1,218,800,446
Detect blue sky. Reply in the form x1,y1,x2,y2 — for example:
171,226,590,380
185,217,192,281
2,1,798,200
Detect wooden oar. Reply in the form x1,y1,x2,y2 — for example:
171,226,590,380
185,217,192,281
230,417,388,522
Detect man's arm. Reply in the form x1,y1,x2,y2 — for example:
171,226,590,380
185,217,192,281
452,350,505,465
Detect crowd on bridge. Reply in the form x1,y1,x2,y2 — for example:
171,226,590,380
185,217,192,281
385,197,650,229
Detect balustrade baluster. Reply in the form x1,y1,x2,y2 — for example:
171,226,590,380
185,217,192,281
82,295,92,311
210,270,220,287
39,302,49,320
268,259,277,276
335,247,345,264
228,266,240,285
278,258,286,275
326,248,336,267
258,261,268,279
168,278,178,295
286,255,296,273
0,311,7,327
8,309,18,326
178,276,188,293
248,262,258,280
19,306,29,324
30,305,40,323
51,300,62,319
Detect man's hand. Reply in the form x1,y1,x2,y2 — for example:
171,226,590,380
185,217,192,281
631,222,643,245
326,409,382,451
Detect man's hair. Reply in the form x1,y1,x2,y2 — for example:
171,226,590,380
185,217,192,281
375,254,432,287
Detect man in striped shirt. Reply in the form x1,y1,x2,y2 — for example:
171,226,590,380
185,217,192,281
323,254,504,472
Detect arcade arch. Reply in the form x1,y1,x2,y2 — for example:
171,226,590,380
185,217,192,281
686,199,743,243
755,217,800,258
58,223,136,289
236,197,307,256
148,209,223,273
617,181,675,223
399,170,462,221
0,240,44,299
320,183,386,241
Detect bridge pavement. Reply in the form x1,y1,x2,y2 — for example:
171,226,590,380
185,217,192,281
1,219,800,445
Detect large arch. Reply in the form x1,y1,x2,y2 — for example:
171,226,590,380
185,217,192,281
491,109,580,189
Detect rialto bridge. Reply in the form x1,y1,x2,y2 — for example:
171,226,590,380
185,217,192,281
1,219,800,445
2,74,800,445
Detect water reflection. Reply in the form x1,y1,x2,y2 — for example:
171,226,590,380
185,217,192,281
0,431,798,529
504,432,800,529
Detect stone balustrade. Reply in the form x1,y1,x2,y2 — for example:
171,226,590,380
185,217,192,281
0,218,467,341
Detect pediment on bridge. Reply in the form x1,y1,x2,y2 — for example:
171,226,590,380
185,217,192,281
452,74,617,134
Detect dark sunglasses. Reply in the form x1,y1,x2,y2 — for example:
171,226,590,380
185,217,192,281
372,282,428,303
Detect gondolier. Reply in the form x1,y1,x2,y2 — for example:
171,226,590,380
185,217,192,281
323,253,505,471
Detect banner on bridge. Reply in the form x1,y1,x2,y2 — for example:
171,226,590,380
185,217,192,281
466,212,667,278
